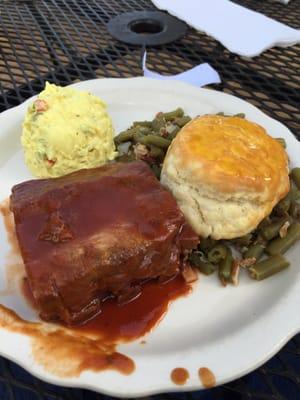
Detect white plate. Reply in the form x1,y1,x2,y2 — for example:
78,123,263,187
0,77,299,398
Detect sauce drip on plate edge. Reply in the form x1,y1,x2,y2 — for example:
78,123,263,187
198,367,216,388
0,303,135,377
171,367,189,385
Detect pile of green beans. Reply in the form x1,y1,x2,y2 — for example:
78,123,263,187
189,170,300,285
114,108,191,179
114,109,300,285
114,110,249,178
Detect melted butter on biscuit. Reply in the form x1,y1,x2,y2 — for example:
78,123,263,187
174,115,289,198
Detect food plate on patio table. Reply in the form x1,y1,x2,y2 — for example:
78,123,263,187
0,77,299,397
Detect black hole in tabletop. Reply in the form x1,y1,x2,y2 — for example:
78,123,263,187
129,19,164,35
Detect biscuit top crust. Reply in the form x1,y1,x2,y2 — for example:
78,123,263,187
163,115,289,202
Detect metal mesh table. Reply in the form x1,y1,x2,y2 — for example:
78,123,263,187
0,0,299,399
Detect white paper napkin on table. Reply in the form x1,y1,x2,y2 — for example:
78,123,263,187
142,51,221,87
151,0,300,57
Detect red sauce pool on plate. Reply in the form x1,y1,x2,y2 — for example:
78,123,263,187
73,274,191,341
17,274,190,377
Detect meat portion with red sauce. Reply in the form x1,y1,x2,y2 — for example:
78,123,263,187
10,161,198,325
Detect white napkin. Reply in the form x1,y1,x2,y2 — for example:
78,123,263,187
151,0,300,57
143,51,221,87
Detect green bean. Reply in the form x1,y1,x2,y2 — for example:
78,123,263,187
115,153,135,162
174,116,192,127
139,126,152,135
198,237,216,253
139,134,171,149
283,185,300,204
189,252,215,275
261,218,289,241
274,181,300,215
290,202,300,218
149,145,164,159
152,115,165,132
273,197,291,216
291,168,300,190
234,233,253,247
290,188,300,202
254,234,267,246
218,247,233,285
114,130,134,144
234,113,246,118
132,131,145,143
248,255,290,280
188,250,203,266
151,164,161,179
162,108,184,121
195,261,216,275
168,125,181,140
266,223,300,255
257,217,271,230
275,138,286,148
133,121,153,128
207,244,227,264
244,243,265,261
272,185,299,216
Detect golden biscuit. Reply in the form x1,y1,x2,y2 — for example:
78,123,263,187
161,115,289,239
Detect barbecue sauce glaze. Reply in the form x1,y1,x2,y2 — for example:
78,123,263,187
1,200,192,377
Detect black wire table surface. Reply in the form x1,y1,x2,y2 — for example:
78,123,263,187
0,1,299,399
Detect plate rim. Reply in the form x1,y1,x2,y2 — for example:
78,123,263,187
0,77,299,398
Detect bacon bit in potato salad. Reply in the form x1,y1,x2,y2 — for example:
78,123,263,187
44,156,56,167
34,99,48,112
